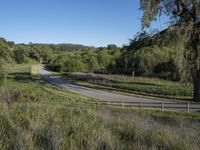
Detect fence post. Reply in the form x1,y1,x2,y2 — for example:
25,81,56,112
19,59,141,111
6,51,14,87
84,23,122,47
108,100,110,106
123,100,125,109
187,102,190,112
140,102,142,109
161,102,164,111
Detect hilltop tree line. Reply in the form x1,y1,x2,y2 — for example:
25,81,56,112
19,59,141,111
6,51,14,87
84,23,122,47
0,29,181,85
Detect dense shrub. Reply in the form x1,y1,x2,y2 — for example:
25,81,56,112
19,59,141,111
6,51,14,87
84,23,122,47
0,61,7,86
82,52,99,72
14,48,27,64
50,51,100,73
0,38,13,62
63,59,86,72
134,46,173,76
154,61,180,81
50,54,70,71
97,49,111,70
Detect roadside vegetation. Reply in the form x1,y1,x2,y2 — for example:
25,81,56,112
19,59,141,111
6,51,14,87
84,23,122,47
62,72,193,100
0,64,200,150
0,26,195,101
0,1,199,149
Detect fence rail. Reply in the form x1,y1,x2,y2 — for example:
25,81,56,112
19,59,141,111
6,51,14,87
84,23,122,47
93,100,200,112
43,87,200,113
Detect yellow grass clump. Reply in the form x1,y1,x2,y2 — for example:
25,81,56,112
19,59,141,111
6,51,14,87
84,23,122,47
31,65,38,76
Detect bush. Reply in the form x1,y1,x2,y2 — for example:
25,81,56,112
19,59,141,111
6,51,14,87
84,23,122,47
154,61,180,81
62,59,86,72
14,48,27,64
82,52,99,72
50,54,70,71
0,38,13,62
124,46,181,80
0,62,7,86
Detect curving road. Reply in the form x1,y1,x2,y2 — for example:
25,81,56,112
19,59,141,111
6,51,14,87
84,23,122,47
38,65,162,103
38,65,200,112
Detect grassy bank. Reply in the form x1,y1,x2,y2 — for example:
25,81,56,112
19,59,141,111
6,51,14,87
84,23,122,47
0,64,200,149
62,72,193,101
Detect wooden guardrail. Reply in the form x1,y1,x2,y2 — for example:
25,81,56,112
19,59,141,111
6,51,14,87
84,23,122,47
96,100,200,112
43,87,200,113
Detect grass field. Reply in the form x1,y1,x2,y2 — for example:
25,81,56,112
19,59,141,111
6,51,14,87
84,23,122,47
62,72,193,101
0,64,200,149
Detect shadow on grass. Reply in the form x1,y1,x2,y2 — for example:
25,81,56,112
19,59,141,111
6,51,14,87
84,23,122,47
8,72,41,83
44,65,53,72
120,81,163,87
63,73,119,84
62,73,162,87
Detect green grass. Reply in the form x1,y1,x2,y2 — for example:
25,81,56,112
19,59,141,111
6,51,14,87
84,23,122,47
62,73,193,101
0,64,200,149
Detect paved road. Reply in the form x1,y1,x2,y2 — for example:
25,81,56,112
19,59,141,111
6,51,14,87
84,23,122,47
38,65,163,103
38,65,200,112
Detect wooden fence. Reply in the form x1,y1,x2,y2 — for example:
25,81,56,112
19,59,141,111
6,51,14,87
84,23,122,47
43,87,200,113
90,99,200,112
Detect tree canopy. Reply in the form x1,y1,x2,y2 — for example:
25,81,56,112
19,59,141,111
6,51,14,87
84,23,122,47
140,0,200,101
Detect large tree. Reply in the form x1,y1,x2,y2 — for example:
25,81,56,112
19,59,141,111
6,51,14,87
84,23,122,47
140,0,200,101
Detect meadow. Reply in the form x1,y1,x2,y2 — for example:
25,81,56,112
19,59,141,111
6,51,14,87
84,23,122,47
61,72,193,101
0,64,200,150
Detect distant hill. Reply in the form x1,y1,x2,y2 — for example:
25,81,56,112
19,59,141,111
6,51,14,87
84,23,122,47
47,43,96,52
16,43,97,52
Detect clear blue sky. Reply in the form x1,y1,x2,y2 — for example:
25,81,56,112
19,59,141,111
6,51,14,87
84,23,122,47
0,0,169,47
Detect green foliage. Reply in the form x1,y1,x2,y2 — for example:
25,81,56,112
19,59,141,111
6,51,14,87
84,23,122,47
63,59,86,72
140,0,200,101
14,47,27,64
0,35,186,83
140,0,199,29
119,29,181,80
134,46,174,76
0,60,7,86
82,51,99,72
48,43,95,51
50,53,86,72
64,73,192,98
154,61,180,81
0,64,198,149
50,54,68,71
107,44,118,51
97,49,111,69
50,47,122,74
127,31,152,50
0,38,12,62
29,44,53,63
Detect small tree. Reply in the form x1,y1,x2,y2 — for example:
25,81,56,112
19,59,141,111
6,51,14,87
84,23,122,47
82,52,99,72
14,49,26,64
97,49,111,69
140,0,200,101
0,38,12,62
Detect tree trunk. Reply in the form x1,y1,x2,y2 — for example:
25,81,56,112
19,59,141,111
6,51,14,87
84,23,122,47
193,70,200,102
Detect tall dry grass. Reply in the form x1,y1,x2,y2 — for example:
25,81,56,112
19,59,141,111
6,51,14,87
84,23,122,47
0,87,200,150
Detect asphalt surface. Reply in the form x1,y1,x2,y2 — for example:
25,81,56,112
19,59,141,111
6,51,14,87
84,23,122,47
38,65,200,112
38,65,163,103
